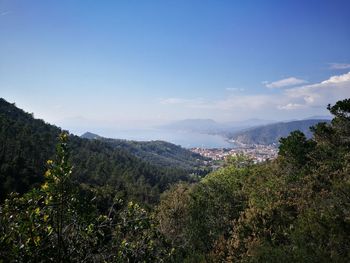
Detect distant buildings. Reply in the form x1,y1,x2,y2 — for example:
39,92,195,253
191,144,278,164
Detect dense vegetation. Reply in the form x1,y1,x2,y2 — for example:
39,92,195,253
81,132,209,172
229,119,330,145
1,98,349,262
1,133,173,262
155,100,350,262
0,98,204,205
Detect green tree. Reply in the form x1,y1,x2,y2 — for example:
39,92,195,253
225,153,253,168
278,130,315,167
0,132,174,262
155,183,192,260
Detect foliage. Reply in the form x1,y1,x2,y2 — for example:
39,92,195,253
154,98,350,262
0,133,104,262
155,164,249,261
92,136,210,173
155,183,192,261
0,133,173,262
113,201,173,262
218,99,350,262
224,153,254,168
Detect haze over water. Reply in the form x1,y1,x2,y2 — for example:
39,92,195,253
90,129,234,149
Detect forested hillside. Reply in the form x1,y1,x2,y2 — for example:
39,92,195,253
229,119,330,145
155,99,350,262
81,132,208,172
0,98,199,204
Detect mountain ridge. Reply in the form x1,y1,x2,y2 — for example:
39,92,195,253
228,119,331,145
80,131,208,171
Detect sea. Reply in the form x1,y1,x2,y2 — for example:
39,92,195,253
101,129,234,149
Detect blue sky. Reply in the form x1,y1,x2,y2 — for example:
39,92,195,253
1,0,350,134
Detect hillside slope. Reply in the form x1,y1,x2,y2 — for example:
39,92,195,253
81,132,207,171
0,98,197,203
229,119,330,145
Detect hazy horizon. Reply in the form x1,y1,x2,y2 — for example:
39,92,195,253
0,96,334,138
1,0,349,134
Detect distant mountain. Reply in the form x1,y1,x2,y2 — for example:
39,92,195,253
224,118,274,128
81,132,208,171
81,132,102,140
228,119,331,145
302,115,332,120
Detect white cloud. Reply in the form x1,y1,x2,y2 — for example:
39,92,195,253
323,71,350,84
280,71,350,110
277,103,305,110
264,77,307,89
159,72,350,120
329,63,350,70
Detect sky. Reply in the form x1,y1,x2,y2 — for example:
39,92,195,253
1,0,350,134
